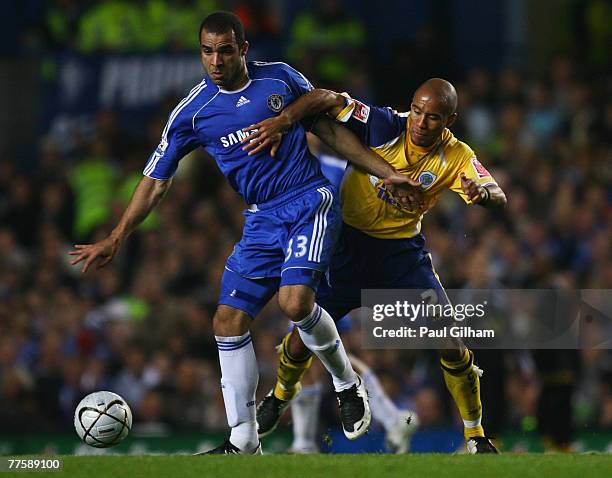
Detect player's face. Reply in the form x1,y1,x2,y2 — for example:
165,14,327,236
200,30,249,89
409,94,456,147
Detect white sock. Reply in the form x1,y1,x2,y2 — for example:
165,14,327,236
361,368,400,431
293,304,357,391
216,331,259,451
291,382,323,451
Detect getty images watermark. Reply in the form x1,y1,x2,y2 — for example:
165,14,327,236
361,289,612,349
372,299,489,334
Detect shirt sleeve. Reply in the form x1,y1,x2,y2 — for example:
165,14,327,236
334,95,406,148
449,154,498,204
281,63,318,131
143,110,200,180
282,63,315,97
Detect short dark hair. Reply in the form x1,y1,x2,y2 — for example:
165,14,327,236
199,11,245,45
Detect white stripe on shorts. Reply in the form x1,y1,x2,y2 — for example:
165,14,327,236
308,187,333,262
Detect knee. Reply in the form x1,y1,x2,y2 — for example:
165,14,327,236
278,288,315,321
213,305,251,336
281,298,314,321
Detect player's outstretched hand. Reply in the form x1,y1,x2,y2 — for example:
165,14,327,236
241,115,292,157
69,236,120,273
384,174,425,211
460,173,488,204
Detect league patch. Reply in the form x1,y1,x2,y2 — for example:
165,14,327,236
267,93,284,112
471,157,491,178
351,99,370,123
418,171,437,189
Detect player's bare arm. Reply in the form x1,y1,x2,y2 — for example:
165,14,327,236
240,89,345,156
69,176,172,273
460,173,507,210
312,116,424,211
240,88,424,210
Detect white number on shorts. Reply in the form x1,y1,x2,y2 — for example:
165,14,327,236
294,235,308,258
286,235,308,261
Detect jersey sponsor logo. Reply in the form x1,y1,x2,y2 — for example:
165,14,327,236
418,170,437,189
351,99,370,123
236,95,250,107
267,93,284,112
220,127,257,148
376,185,402,209
471,157,491,178
368,174,400,209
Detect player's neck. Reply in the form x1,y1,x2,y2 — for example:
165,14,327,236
220,68,250,92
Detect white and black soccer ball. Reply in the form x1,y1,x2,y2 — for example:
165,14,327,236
74,391,132,448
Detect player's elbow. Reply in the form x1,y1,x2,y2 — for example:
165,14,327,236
330,90,346,108
155,177,173,198
146,176,172,202
321,89,347,117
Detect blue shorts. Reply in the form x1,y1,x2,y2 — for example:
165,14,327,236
220,178,341,318
316,222,450,321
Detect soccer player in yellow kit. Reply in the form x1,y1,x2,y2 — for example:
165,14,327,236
244,78,506,453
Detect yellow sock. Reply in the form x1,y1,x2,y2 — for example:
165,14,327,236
441,348,485,440
273,332,313,401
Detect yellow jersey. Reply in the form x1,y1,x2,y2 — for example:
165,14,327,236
335,97,498,239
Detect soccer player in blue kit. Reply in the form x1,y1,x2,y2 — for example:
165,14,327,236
69,12,423,454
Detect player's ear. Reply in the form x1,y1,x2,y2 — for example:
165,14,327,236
240,40,249,57
446,112,458,128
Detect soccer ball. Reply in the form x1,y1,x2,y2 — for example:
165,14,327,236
74,391,132,448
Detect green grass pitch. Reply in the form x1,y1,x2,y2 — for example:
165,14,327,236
13,454,612,478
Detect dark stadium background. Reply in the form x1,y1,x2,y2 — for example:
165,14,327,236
0,0,610,454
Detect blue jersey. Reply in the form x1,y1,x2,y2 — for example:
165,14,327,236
318,153,347,189
143,61,324,205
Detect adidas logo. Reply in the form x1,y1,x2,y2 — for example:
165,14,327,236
236,96,250,107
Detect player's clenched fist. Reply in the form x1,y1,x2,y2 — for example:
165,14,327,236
460,173,489,205
69,236,120,273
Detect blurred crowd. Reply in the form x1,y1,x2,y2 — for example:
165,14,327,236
1,0,611,449
11,0,286,55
